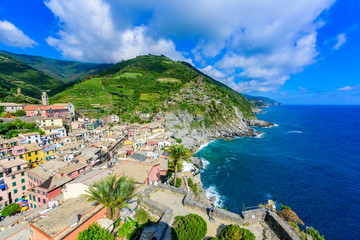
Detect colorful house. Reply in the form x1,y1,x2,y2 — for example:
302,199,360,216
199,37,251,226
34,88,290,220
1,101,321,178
20,143,43,168
24,105,69,121
19,132,41,144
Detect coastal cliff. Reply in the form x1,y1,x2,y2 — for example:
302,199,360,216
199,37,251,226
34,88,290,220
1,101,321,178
164,108,273,151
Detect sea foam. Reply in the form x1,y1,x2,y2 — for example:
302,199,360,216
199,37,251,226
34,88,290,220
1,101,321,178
205,185,226,208
287,130,303,134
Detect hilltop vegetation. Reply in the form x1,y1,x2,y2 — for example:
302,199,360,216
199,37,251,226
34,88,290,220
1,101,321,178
1,50,113,83
0,52,64,99
243,94,281,108
52,55,257,125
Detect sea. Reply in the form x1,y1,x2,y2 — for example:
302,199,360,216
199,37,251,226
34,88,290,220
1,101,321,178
195,105,360,240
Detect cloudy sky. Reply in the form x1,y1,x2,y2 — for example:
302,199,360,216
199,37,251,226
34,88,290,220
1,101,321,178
0,0,359,104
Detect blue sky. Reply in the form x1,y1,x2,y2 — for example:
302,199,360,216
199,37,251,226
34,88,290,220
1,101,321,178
0,0,359,104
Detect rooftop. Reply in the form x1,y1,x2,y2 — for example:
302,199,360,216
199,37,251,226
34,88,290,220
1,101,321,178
37,175,72,191
41,125,64,130
114,160,158,185
32,197,103,239
20,132,40,137
29,160,68,180
129,152,147,162
22,143,42,153
0,159,27,168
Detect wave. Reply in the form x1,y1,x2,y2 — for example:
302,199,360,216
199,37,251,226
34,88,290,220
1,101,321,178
205,185,226,208
197,140,215,152
255,132,265,138
287,130,303,134
200,157,210,169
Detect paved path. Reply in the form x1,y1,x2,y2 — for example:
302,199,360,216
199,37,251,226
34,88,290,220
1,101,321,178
150,190,266,239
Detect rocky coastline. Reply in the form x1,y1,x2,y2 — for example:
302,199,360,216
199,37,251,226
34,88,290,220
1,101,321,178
164,108,274,152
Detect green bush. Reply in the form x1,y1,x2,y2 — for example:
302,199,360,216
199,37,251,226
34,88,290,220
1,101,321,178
136,208,149,225
12,110,26,117
173,214,207,240
306,227,325,240
170,177,182,188
77,223,115,240
1,203,20,217
218,224,255,240
187,177,198,197
114,217,122,229
118,217,141,240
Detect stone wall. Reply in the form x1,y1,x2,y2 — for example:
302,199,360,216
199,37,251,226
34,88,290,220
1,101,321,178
265,211,301,240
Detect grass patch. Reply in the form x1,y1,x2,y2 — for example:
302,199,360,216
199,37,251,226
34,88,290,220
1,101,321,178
157,77,180,83
119,72,143,78
140,93,160,101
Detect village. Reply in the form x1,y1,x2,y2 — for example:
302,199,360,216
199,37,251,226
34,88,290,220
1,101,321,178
0,92,304,240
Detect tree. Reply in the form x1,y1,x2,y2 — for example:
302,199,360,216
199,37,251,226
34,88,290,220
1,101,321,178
164,144,192,187
83,175,137,220
77,223,115,240
1,203,21,217
173,214,207,240
12,110,26,117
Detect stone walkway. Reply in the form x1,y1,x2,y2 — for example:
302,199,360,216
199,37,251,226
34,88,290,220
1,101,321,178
149,190,266,239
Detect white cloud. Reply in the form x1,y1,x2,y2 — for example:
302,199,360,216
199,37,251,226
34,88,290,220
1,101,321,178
0,20,37,48
337,85,359,91
44,0,335,92
333,33,346,50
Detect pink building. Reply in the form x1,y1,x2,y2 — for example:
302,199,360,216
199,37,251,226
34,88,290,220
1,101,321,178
71,121,85,130
0,159,28,207
19,132,41,144
56,162,88,179
12,145,25,157
24,105,69,121
27,175,71,210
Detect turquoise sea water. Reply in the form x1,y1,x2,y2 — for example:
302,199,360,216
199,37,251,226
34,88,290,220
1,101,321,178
195,105,360,240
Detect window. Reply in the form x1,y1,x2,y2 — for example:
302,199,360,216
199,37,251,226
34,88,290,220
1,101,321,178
35,151,38,155
21,172,24,176
33,195,36,201
12,175,15,179
38,197,40,202
28,153,31,157
34,205,36,208
21,179,25,183
37,190,40,194
30,203,33,208
12,182,16,187
22,186,25,191
42,192,45,196
43,199,46,204
0,173,3,177
14,189,18,194
19,155,23,159
8,168,12,173
17,166,21,171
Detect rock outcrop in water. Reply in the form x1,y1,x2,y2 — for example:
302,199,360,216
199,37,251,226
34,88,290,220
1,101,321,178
164,108,273,151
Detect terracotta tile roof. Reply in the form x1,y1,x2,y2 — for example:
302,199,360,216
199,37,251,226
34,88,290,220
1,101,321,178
24,105,67,111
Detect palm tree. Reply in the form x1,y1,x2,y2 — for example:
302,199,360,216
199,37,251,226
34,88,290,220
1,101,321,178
83,175,137,220
164,144,192,187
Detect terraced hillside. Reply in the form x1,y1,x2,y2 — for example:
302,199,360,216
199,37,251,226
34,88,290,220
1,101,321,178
52,55,257,125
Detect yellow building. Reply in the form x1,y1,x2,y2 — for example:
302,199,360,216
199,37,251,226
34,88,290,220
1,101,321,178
37,117,63,127
151,127,165,133
20,143,43,168
123,139,135,149
41,147,56,161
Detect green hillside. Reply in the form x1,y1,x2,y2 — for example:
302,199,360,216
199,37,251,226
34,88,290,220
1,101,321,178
0,50,113,83
243,94,282,108
0,52,64,99
52,55,256,124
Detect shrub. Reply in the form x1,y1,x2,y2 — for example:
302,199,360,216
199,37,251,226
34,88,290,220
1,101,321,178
306,227,325,240
118,217,141,239
187,177,198,197
218,224,255,240
170,177,182,188
1,203,20,217
280,209,304,225
173,214,207,240
77,223,115,240
136,208,149,225
280,203,291,210
12,110,26,117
